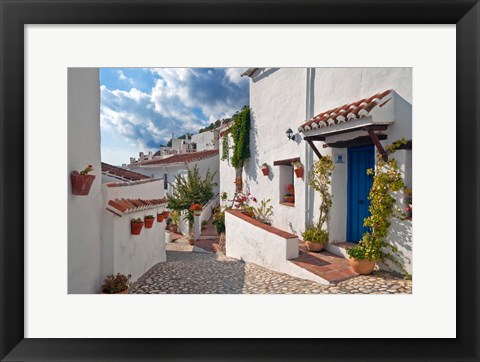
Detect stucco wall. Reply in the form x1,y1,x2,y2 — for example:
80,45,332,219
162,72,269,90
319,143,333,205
68,68,103,294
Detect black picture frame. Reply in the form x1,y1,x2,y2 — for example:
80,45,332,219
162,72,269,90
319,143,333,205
1,1,478,361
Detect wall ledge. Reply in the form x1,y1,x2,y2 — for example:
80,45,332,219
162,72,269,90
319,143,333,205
226,209,297,239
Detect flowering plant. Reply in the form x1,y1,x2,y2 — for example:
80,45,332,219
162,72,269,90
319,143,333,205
79,165,94,175
234,192,257,209
285,183,295,196
189,204,203,212
404,188,412,216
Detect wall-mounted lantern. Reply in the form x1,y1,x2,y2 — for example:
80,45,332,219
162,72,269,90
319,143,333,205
286,128,294,141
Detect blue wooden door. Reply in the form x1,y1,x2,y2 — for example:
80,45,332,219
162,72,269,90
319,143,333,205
347,145,375,243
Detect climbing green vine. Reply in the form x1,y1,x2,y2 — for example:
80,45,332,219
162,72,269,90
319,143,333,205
221,133,229,162
309,155,334,229
231,106,250,168
231,106,251,191
347,138,411,278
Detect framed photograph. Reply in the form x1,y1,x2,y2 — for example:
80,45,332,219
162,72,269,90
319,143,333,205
1,1,478,361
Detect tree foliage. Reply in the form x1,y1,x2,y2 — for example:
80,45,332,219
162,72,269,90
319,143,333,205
166,165,217,211
309,155,334,229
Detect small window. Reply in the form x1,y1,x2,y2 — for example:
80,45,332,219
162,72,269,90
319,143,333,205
279,165,295,207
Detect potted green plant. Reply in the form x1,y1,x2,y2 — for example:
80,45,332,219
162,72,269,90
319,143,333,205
283,184,295,203
170,211,180,233
346,243,376,275
302,225,328,252
292,161,304,178
100,273,131,294
70,165,95,195
188,231,195,246
131,217,144,235
144,214,155,229
260,163,269,176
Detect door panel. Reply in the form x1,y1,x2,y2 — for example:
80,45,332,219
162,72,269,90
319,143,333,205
347,145,375,243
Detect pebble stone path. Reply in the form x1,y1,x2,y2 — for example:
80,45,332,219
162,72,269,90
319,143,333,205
130,238,412,294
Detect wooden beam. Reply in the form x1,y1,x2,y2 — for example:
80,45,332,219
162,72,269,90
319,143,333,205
273,157,300,166
324,134,387,149
303,124,389,140
306,139,322,159
367,130,388,161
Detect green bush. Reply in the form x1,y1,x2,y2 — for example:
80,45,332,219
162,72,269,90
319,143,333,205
346,245,367,260
212,211,225,234
301,226,328,244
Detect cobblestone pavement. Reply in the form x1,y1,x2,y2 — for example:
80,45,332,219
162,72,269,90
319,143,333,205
130,239,412,294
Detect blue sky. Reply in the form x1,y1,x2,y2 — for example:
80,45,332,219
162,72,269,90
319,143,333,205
100,68,249,165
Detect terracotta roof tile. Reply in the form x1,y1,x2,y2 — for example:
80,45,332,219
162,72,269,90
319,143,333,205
101,162,150,181
133,149,219,166
106,197,168,217
298,90,392,133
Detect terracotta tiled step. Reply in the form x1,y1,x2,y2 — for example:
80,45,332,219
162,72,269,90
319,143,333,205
291,241,359,283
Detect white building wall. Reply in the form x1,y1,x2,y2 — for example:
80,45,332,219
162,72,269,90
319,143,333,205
227,67,413,274
102,180,167,282
242,68,308,235
191,130,217,150
68,68,103,294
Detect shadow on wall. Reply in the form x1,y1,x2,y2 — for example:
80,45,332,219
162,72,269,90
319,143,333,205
164,250,248,294
379,217,413,275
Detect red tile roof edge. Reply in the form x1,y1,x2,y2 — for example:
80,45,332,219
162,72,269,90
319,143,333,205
101,162,151,181
298,89,392,132
105,178,163,188
133,149,219,166
106,198,168,216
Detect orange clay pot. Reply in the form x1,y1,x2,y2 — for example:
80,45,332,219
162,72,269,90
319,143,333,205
305,241,325,252
294,167,304,178
261,167,269,176
70,172,96,195
131,221,144,235
348,258,376,275
144,217,155,229
157,213,164,222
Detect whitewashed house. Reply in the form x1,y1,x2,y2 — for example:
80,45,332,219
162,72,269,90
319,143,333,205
221,68,412,284
68,68,167,294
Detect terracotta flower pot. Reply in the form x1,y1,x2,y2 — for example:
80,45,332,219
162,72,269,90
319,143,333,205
131,221,144,235
101,287,129,294
242,210,254,218
261,167,269,176
157,213,164,222
70,172,96,195
170,225,178,233
284,195,295,203
189,238,195,246
305,241,325,252
348,258,376,275
163,211,170,218
144,217,155,229
294,167,304,178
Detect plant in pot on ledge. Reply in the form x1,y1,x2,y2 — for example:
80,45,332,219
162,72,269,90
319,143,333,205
131,217,144,235
302,225,328,252
189,203,203,216
283,183,295,203
100,273,131,294
170,211,180,233
144,214,155,229
303,155,334,251
70,164,95,195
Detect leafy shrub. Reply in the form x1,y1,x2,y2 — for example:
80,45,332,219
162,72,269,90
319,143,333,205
212,211,225,234
253,198,274,224
301,226,328,244
101,273,131,293
346,245,367,260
